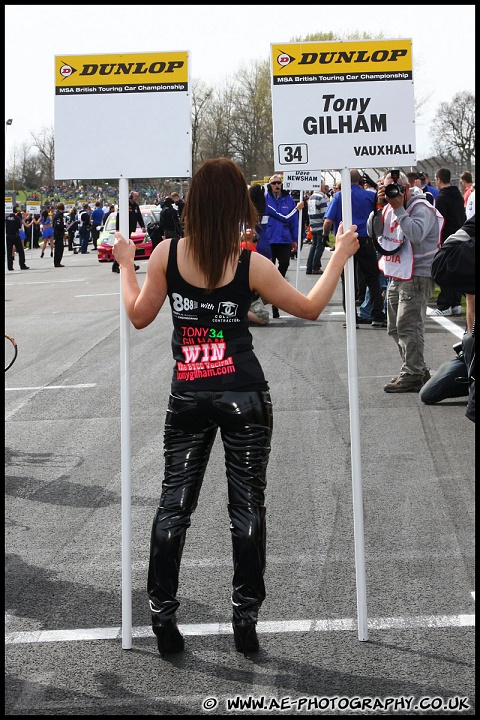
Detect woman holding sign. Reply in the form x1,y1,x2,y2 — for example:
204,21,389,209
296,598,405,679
113,157,359,657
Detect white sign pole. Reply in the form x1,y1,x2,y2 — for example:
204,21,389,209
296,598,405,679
295,190,303,289
118,178,132,650
340,168,368,641
282,172,322,290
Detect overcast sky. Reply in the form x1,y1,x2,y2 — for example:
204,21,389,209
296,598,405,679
5,4,475,165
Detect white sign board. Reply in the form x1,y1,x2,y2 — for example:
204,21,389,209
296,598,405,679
26,200,41,215
54,51,191,180
5,196,14,214
271,39,416,171
282,170,323,191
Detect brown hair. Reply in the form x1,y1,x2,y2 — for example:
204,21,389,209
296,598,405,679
182,158,258,292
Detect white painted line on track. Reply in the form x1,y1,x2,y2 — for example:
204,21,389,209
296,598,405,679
5,614,475,645
329,308,465,339
425,308,465,338
75,292,119,297
5,278,88,285
6,384,96,392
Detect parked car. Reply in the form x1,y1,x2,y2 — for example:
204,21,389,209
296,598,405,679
96,208,156,262
141,203,161,222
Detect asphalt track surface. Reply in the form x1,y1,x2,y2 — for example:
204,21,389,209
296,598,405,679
5,244,475,715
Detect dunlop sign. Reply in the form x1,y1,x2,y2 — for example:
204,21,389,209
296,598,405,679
54,52,191,180
55,52,188,95
271,39,416,170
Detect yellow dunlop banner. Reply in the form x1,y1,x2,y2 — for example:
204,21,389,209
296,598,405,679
271,40,412,84
55,52,189,95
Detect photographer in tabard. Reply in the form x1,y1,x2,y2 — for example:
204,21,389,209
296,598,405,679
372,170,443,393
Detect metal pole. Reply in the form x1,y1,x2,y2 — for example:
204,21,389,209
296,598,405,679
5,120,13,265
340,167,368,641
295,190,303,289
119,177,132,650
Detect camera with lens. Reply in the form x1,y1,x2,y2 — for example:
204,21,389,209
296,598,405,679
384,168,406,199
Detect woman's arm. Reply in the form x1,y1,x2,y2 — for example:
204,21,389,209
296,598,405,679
250,222,358,320
113,231,169,329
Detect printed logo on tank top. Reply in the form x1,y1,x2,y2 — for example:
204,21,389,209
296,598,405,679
172,292,241,323
171,292,241,383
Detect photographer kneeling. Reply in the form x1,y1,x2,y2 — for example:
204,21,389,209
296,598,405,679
420,216,475,422
419,339,470,404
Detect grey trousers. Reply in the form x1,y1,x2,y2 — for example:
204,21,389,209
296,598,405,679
386,276,435,379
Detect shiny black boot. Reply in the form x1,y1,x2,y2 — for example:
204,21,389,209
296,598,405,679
233,623,259,654
153,617,184,656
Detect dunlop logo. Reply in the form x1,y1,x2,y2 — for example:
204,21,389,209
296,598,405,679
296,48,408,66
59,60,185,79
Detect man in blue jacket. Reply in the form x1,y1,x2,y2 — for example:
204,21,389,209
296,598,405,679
323,169,386,328
265,174,299,318
90,201,105,251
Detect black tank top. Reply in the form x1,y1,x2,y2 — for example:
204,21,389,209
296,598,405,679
166,238,268,392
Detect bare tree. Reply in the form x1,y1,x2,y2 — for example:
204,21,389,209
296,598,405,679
191,79,214,172
30,127,55,186
197,80,238,163
431,91,475,170
228,60,273,179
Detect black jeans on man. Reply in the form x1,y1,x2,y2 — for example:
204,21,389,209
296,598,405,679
90,224,100,250
436,285,463,312
6,235,28,270
270,243,293,279
341,236,385,322
54,232,64,266
270,243,294,317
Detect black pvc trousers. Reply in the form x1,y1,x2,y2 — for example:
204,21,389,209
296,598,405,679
147,389,273,628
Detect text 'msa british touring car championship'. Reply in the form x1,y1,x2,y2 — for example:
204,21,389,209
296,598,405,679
270,39,416,172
